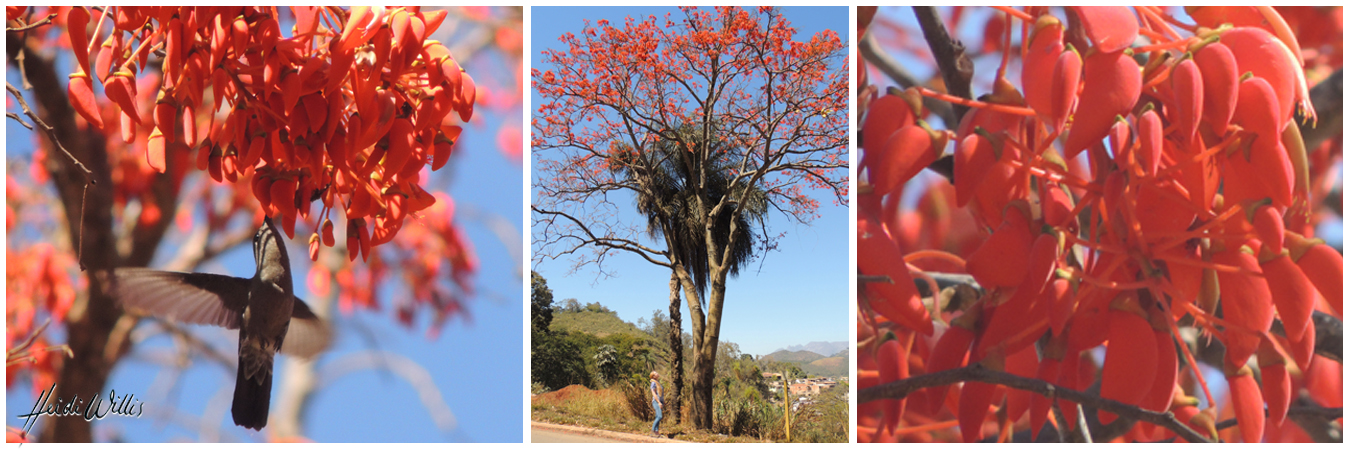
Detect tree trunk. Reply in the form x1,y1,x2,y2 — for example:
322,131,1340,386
690,345,715,429
10,32,117,443
9,31,189,443
672,264,723,429
666,271,685,425
691,270,728,430
673,264,715,429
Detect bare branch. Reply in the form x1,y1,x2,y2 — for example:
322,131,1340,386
858,364,1212,443
317,350,458,432
8,111,32,128
6,13,56,32
6,83,94,184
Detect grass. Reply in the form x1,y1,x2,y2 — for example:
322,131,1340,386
549,310,654,339
531,385,767,443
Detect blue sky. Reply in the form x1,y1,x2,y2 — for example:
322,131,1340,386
530,6,850,358
5,7,522,443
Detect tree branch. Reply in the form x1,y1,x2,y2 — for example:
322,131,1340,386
911,6,974,123
858,364,1213,443
5,13,56,32
316,350,458,432
6,82,94,184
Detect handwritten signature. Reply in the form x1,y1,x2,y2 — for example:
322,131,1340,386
16,384,144,438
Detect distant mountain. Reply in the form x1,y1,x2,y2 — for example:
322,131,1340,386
776,341,847,356
761,349,848,377
762,349,826,364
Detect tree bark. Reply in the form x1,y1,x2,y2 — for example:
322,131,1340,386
666,271,684,425
691,265,730,429
675,263,715,429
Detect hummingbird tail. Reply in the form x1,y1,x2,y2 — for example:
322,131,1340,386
231,358,273,430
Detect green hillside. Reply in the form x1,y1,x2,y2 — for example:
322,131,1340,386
763,349,826,364
550,310,651,340
806,355,848,377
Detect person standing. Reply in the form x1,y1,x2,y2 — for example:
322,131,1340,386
650,371,664,438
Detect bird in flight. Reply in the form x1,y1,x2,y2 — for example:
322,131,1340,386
107,217,331,430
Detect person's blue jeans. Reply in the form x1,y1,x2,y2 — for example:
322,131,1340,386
652,400,663,434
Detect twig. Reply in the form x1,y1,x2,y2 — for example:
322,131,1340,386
858,364,1212,443
5,318,52,361
6,13,56,32
6,83,95,184
8,111,32,128
128,319,237,371
6,318,72,364
4,317,74,367
317,350,459,432
911,6,974,122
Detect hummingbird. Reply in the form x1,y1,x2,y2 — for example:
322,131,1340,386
108,217,331,430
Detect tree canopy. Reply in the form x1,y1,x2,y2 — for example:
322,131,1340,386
531,6,847,429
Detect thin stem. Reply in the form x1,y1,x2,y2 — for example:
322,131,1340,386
995,8,1012,81
1150,7,1197,33
89,6,111,57
895,418,959,435
1136,26,1171,44
1136,6,1185,42
1136,38,1192,54
1008,154,1098,193
1151,253,1244,274
989,6,1034,22
915,87,1037,117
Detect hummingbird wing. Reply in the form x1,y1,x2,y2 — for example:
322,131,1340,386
109,268,249,328
280,299,332,358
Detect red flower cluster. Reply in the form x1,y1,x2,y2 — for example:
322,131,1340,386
57,6,474,261
859,6,1341,443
